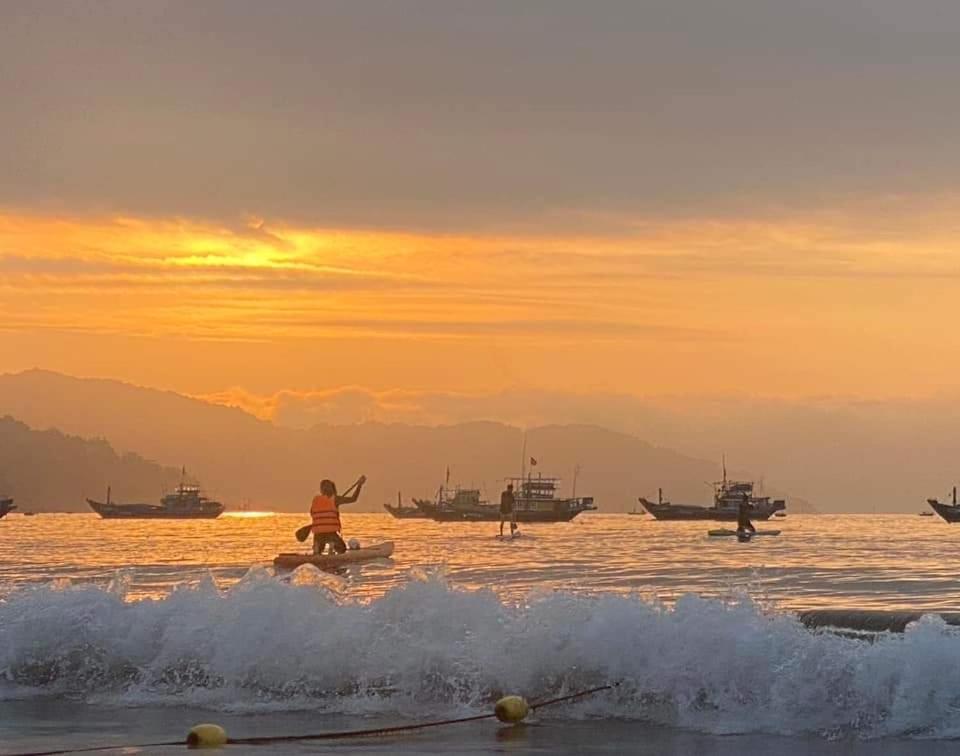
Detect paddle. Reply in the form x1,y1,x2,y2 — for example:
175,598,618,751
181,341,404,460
295,477,365,542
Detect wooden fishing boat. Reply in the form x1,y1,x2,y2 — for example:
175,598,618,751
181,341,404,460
0,497,15,518
928,487,960,522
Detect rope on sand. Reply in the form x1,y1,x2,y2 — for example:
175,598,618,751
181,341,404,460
10,683,619,755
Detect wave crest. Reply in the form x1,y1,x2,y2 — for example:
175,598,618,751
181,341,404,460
3,569,960,737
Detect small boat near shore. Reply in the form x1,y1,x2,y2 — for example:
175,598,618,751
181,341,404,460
640,463,786,522
383,491,430,519
418,474,595,523
928,487,960,523
274,541,394,570
0,497,15,519
88,480,224,519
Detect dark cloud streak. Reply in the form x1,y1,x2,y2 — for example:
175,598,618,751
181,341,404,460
4,1,960,230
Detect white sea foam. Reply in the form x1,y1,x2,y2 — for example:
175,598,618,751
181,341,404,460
2,569,960,738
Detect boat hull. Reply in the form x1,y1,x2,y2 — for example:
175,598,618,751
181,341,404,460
428,500,595,523
640,498,784,521
430,510,583,523
274,541,394,569
0,498,15,519
87,499,224,519
928,499,960,523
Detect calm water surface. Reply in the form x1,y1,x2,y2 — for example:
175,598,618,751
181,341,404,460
1,512,958,610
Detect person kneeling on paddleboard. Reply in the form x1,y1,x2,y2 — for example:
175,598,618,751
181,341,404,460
736,493,756,537
312,476,366,555
500,483,517,537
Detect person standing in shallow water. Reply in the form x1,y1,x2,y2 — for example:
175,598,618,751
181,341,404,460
500,483,517,537
311,476,365,555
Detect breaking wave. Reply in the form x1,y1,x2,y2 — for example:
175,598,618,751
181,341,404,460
3,568,960,739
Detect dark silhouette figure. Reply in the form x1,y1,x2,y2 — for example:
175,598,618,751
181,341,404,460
737,493,756,536
500,483,517,537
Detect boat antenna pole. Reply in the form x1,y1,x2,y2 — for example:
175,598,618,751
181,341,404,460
520,430,527,486
572,464,580,499
722,455,727,488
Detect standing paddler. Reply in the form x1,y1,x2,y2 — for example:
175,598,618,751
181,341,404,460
736,492,756,538
308,475,366,555
499,482,517,537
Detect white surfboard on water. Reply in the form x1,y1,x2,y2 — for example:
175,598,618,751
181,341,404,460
708,529,781,537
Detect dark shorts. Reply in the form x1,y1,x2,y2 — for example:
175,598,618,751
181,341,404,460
314,532,347,555
500,506,513,516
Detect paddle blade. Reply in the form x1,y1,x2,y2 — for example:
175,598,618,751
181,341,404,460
295,524,313,542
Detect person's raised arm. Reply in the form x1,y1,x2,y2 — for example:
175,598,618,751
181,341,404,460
336,476,366,506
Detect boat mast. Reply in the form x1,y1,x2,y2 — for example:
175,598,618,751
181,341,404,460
572,464,581,499
520,430,527,489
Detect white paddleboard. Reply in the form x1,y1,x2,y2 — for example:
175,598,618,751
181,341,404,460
273,541,394,569
708,529,781,537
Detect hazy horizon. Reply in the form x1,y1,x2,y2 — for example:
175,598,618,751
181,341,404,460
3,367,959,514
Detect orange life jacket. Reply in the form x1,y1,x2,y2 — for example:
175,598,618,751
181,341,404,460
310,494,341,534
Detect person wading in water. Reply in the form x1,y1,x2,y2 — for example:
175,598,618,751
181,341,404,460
311,476,366,554
499,483,517,537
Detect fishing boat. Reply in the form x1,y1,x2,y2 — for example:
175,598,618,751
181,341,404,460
274,541,394,569
0,497,15,518
383,491,431,519
87,480,224,519
928,487,960,523
640,463,786,522
423,474,596,523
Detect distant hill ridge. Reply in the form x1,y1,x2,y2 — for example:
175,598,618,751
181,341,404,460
0,370,806,513
0,415,181,511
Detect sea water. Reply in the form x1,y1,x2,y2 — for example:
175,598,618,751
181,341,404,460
2,513,960,754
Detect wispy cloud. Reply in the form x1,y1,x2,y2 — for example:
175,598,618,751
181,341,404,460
4,203,960,398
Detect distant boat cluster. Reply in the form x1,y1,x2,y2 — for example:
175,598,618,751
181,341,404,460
385,475,596,523
7,460,960,523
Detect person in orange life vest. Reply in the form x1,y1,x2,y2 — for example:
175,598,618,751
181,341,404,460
311,476,366,555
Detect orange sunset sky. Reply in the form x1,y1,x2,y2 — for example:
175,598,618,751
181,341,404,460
4,1,960,415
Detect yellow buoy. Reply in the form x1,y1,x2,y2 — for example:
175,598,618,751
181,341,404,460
186,723,228,749
494,695,530,724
